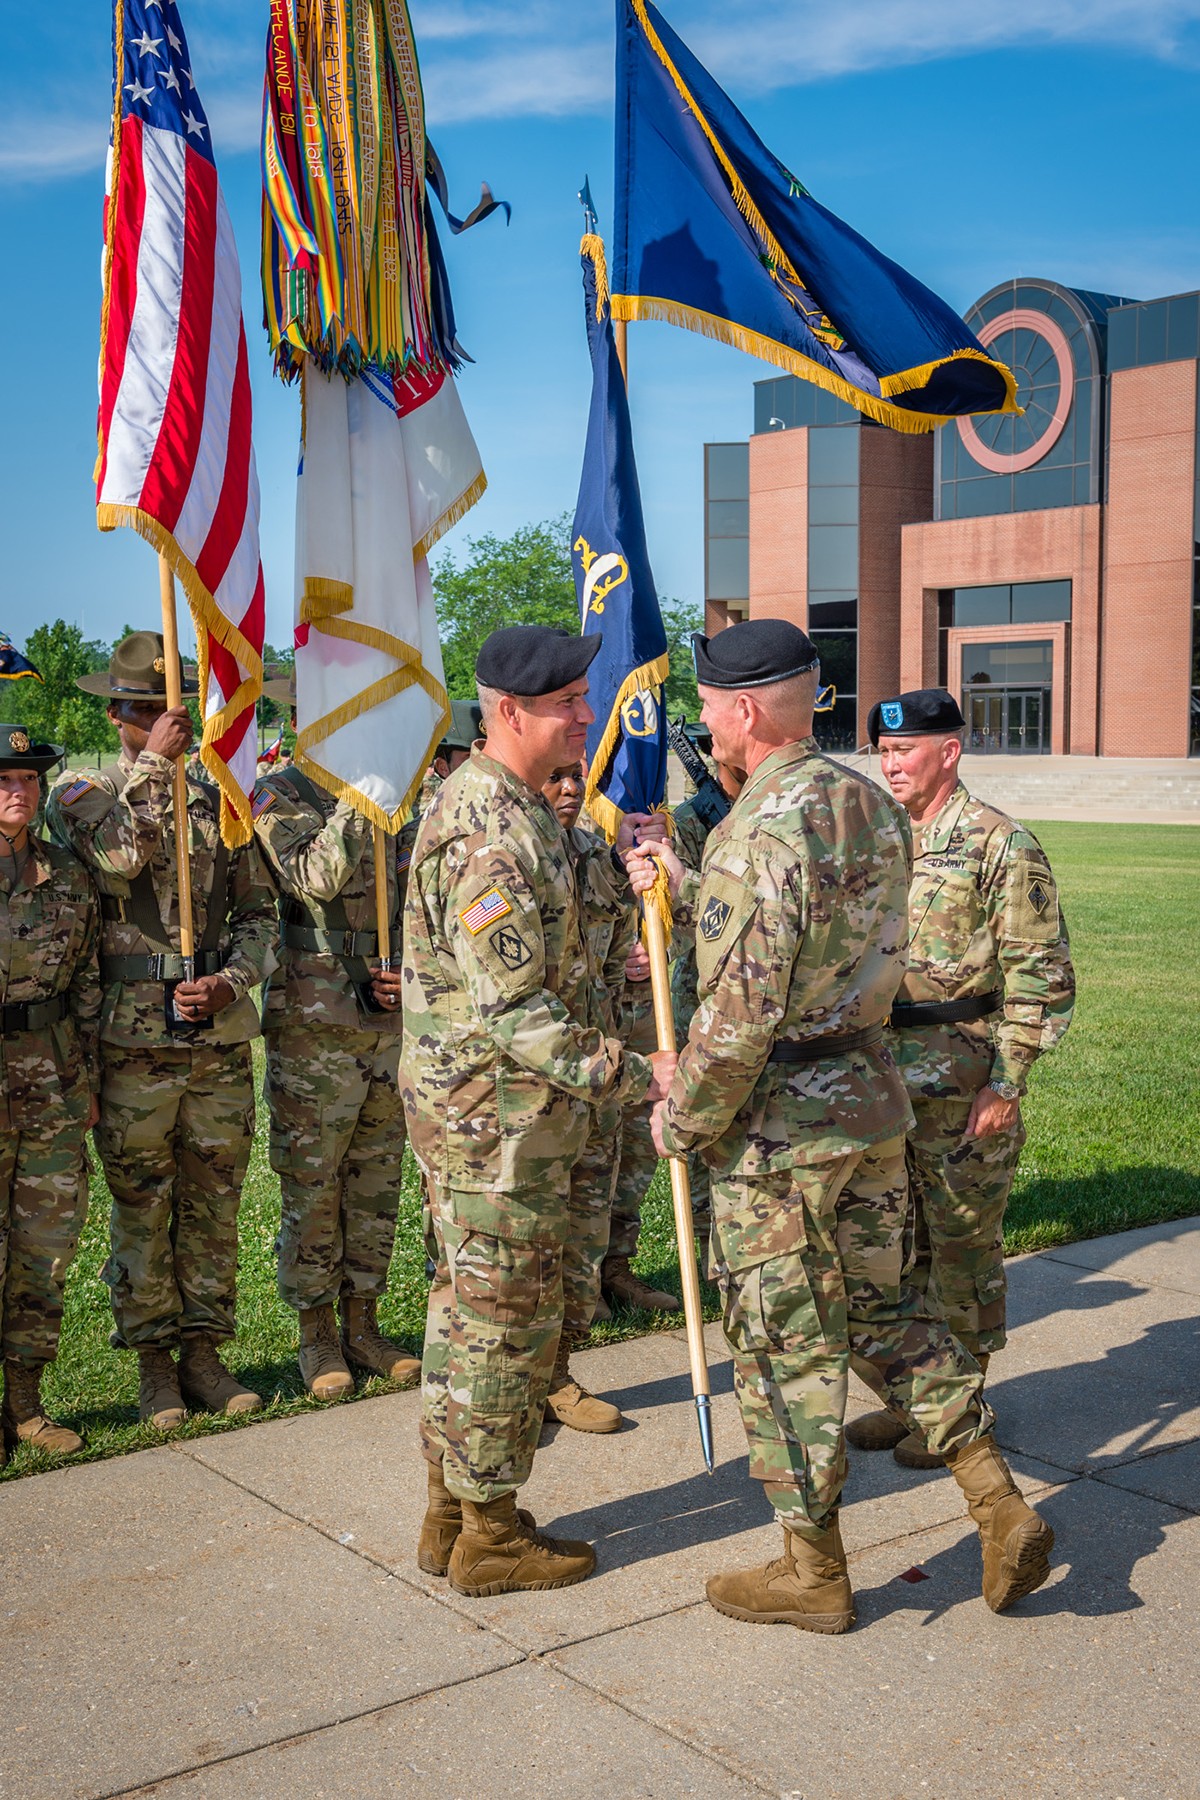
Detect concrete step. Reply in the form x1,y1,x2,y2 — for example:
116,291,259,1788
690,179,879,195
839,751,1200,824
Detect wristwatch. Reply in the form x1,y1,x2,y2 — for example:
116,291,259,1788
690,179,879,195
988,1079,1022,1102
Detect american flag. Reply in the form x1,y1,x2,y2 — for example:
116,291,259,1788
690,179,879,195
96,0,264,846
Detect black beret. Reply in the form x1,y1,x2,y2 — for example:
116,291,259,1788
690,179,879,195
692,619,818,689
867,688,965,747
475,626,600,698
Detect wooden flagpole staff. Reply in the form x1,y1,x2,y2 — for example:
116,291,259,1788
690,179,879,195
373,826,392,973
615,310,713,1470
641,891,714,1473
158,554,196,979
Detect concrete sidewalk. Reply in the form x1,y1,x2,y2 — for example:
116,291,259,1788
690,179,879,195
2,1219,1197,1800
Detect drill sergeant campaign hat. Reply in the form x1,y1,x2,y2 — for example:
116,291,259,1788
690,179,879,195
691,618,819,688
475,625,600,696
76,630,199,700
867,687,965,747
261,671,297,707
0,724,64,772
438,698,484,753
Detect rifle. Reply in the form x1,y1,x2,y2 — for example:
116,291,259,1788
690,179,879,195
666,716,731,833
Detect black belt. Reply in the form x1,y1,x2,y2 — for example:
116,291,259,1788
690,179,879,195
768,1023,884,1064
889,989,1003,1029
281,922,379,957
101,952,228,983
0,993,70,1035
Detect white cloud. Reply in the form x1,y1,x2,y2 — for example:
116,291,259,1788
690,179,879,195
5,0,1198,180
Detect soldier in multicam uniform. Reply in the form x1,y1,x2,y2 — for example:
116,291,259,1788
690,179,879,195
48,634,277,1431
402,626,675,1596
251,675,421,1403
632,620,1055,1632
415,700,481,815
847,689,1075,1468
540,757,636,1431
0,726,100,1464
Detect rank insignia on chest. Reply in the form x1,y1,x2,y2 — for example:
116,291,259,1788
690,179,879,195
490,924,532,969
699,896,733,942
1026,877,1051,916
460,887,513,935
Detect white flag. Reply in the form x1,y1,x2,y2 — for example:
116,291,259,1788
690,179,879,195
293,368,485,829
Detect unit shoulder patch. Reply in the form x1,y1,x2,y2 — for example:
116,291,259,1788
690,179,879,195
490,924,532,970
1026,876,1050,916
699,895,733,942
460,887,513,935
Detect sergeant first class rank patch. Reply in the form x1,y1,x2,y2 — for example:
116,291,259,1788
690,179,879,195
460,888,513,934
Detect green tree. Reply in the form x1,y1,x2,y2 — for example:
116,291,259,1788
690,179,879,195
433,515,579,700
7,623,116,758
432,515,703,724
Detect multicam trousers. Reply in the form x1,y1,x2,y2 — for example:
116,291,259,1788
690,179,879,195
265,1021,406,1311
0,1123,90,1365
718,1136,989,1538
96,1043,255,1349
562,1121,620,1335
906,1096,1025,1360
419,1183,568,1505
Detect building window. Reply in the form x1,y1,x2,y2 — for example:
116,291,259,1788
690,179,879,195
962,640,1054,686
949,581,1071,626
705,443,749,608
808,425,860,750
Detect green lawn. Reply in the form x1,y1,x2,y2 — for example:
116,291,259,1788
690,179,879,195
7,819,1198,1480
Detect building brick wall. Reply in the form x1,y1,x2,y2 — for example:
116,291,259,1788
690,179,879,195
1100,361,1197,757
901,502,1103,753
748,428,808,626
858,432,934,743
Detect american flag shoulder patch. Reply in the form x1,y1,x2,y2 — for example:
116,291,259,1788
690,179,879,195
460,888,513,935
60,779,98,809
251,787,276,819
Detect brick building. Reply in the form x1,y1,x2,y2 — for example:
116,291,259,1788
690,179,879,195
703,277,1200,756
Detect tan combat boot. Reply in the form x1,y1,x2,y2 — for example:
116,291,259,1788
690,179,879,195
2,1360,84,1456
299,1305,354,1401
946,1433,1054,1612
706,1518,856,1635
138,1348,187,1429
417,1459,537,1577
448,1493,596,1596
591,1291,612,1324
895,1353,991,1470
179,1335,263,1416
845,1405,909,1451
544,1334,622,1434
601,1254,680,1313
339,1296,421,1385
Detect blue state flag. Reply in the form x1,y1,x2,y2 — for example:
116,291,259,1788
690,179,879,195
613,0,1019,433
0,634,42,683
572,232,669,841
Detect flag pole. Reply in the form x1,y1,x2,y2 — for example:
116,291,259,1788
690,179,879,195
158,554,196,973
373,826,391,972
614,317,628,381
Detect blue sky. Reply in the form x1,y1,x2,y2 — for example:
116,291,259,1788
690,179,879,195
1,0,1198,659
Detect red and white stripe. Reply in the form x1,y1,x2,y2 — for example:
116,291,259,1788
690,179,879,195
97,110,263,845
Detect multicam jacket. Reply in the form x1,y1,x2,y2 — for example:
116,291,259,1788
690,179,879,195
252,769,417,1034
660,737,914,1174
888,779,1074,1097
400,747,653,1216
668,797,712,1042
47,750,276,1049
566,824,638,1041
0,837,101,1130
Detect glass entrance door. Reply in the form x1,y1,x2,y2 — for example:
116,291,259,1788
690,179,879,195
964,686,1050,752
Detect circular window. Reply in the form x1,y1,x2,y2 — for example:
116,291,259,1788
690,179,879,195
957,309,1074,474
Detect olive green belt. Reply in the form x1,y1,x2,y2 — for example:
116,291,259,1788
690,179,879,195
101,951,228,983
281,922,379,957
0,993,70,1035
